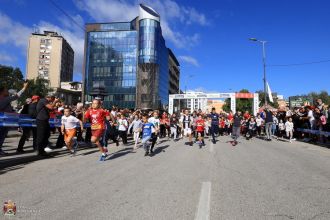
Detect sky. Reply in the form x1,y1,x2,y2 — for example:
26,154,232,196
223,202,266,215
0,0,329,98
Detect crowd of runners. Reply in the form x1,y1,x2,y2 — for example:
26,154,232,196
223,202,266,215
1,83,330,160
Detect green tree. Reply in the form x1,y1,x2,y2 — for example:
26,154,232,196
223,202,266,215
256,90,279,108
19,77,53,105
306,91,330,105
223,89,253,112
0,65,24,91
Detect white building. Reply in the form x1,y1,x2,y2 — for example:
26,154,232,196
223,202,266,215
185,91,208,112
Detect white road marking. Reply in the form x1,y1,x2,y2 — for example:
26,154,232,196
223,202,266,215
195,181,212,220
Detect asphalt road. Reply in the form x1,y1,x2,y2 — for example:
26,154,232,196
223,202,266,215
1,133,330,220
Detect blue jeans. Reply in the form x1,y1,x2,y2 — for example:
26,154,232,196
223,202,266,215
142,136,151,151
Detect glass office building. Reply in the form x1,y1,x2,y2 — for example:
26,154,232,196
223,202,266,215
83,4,177,109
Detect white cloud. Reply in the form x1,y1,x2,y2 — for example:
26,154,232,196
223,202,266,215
0,12,32,51
0,11,84,76
74,0,208,48
178,55,199,67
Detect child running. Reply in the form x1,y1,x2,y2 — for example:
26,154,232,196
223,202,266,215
84,99,110,161
196,114,206,148
61,107,84,155
141,114,155,156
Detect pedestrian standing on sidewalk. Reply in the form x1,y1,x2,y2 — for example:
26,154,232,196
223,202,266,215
36,95,60,156
277,119,286,139
256,114,263,137
231,111,243,146
0,82,28,155
16,98,32,153
28,95,39,151
118,114,128,145
264,106,274,141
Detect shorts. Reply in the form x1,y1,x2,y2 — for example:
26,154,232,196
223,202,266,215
64,129,76,143
91,129,105,139
183,128,192,136
197,131,204,137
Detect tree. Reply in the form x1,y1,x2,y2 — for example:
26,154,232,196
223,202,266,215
306,91,330,105
0,65,24,91
223,89,253,113
19,77,53,105
256,90,279,108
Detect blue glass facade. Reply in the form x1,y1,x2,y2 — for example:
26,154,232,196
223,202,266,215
85,22,138,109
84,6,174,109
138,19,169,108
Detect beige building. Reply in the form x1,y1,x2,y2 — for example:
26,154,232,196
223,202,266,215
26,31,74,89
206,100,225,113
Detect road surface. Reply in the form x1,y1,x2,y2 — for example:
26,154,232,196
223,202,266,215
1,133,330,220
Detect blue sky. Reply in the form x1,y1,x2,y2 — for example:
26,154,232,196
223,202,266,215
0,0,329,98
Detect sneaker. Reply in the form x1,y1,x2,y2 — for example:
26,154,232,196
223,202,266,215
99,154,106,161
62,146,67,150
73,141,78,151
44,147,53,153
144,151,149,156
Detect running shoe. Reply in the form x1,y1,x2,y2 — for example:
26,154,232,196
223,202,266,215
99,154,106,161
44,147,53,153
62,146,67,150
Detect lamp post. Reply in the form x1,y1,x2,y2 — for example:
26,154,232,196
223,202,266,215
249,38,268,106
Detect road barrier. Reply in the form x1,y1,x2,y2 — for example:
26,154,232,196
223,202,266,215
0,112,90,128
296,128,330,137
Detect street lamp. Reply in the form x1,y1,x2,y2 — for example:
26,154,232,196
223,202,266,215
249,38,268,106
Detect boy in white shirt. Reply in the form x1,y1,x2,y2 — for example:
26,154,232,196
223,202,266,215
61,107,83,154
285,118,294,143
118,114,128,145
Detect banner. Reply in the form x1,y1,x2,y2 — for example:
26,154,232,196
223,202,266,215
266,81,274,103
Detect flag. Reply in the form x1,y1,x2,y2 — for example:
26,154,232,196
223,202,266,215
266,81,274,103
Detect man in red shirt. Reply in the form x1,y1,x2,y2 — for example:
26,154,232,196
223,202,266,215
84,99,110,161
196,114,205,148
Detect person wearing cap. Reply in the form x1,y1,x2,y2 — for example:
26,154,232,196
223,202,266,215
16,98,32,153
0,82,28,156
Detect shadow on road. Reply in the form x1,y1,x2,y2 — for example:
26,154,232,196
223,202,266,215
149,145,170,157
